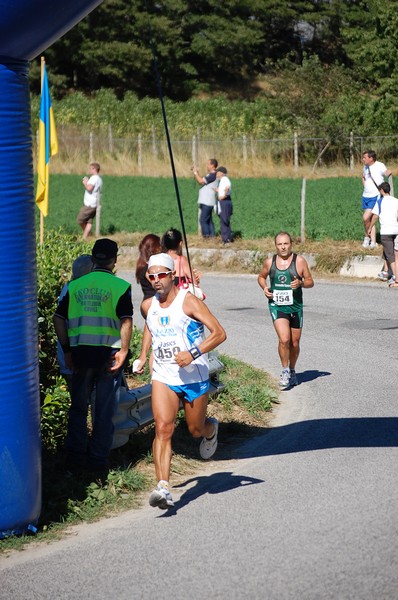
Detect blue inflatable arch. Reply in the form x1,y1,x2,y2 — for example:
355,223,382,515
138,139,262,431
0,0,103,538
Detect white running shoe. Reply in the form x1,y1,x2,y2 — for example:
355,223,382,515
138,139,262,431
388,275,396,286
279,368,291,389
289,369,298,387
369,242,378,249
149,484,174,509
362,236,371,248
377,271,389,281
200,417,219,459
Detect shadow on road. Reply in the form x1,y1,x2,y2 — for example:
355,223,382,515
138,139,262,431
157,471,264,517
235,417,398,459
157,417,398,515
298,369,331,383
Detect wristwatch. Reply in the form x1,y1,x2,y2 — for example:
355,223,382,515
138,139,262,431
189,346,202,360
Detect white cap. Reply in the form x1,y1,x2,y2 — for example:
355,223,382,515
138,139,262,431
147,253,175,272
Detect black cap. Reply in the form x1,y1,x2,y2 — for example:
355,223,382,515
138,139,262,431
217,166,227,174
92,238,118,261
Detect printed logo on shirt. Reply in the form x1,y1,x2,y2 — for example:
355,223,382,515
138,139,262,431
277,274,287,284
159,315,170,327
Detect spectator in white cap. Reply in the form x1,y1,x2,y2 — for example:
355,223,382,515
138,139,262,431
134,252,226,510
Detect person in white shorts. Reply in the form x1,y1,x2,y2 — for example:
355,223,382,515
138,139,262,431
134,253,226,509
361,150,391,248
76,162,103,240
368,182,398,287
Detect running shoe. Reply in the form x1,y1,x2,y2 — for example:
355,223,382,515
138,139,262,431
279,368,291,389
388,275,396,286
377,271,389,281
289,369,298,387
149,484,174,509
199,417,219,459
369,242,378,249
362,236,371,248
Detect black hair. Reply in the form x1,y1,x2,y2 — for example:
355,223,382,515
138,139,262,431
379,181,390,194
363,150,376,161
161,228,182,251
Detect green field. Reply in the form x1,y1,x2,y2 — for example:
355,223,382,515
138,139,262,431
38,175,373,241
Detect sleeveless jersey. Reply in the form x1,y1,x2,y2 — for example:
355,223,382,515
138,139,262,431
146,288,209,385
268,253,303,313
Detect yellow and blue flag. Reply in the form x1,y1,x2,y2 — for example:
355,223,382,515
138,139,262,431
36,64,58,217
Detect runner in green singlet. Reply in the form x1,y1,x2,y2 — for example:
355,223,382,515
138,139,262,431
258,232,314,390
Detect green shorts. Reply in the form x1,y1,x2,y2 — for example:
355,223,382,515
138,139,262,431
269,306,303,329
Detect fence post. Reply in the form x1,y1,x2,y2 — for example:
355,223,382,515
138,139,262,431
349,131,354,171
294,131,299,171
108,124,113,154
250,135,255,158
389,174,394,197
242,135,247,162
301,177,306,243
138,133,142,174
89,131,94,163
152,125,157,158
192,135,196,165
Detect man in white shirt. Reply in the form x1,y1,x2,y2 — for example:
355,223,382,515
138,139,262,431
76,162,103,240
361,150,391,248
369,182,398,286
192,158,218,238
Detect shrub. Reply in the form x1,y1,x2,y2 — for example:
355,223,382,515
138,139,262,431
37,230,91,398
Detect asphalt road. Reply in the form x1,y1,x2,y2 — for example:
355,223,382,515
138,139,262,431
1,273,398,599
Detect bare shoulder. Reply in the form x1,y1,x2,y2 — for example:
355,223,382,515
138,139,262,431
260,256,272,273
183,290,204,313
296,254,310,270
141,296,153,318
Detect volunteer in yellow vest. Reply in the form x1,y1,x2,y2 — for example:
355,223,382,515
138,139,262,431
53,238,133,477
258,231,314,390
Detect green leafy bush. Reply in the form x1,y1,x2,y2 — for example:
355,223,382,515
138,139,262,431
37,230,91,397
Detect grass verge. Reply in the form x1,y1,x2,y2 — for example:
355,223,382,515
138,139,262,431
0,355,277,555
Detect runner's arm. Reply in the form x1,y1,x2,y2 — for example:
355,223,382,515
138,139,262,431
174,295,226,367
295,256,314,289
133,298,153,374
110,317,132,372
257,259,274,299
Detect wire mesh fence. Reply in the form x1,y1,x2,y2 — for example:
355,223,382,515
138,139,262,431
35,127,398,176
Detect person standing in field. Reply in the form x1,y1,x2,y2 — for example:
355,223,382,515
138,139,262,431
361,150,391,249
134,252,226,509
257,232,314,390
368,182,398,287
192,158,218,239
76,162,103,240
215,166,233,245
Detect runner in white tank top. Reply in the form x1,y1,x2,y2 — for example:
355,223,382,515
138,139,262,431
147,287,209,386
134,253,226,510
